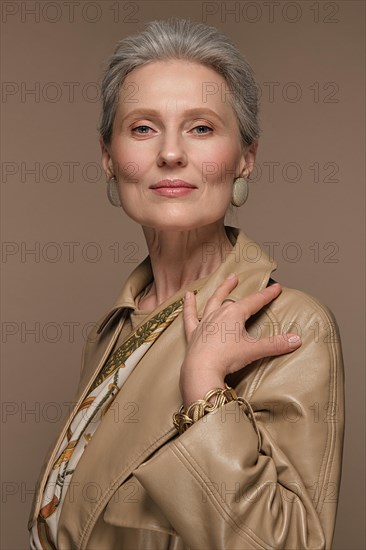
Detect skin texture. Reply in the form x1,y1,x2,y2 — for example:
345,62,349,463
101,60,301,407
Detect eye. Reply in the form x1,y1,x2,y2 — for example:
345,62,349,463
132,125,153,135
192,125,213,135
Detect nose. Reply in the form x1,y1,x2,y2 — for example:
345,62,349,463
156,132,188,168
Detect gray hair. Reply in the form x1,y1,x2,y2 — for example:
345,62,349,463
99,18,260,146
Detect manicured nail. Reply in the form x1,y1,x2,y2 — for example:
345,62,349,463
184,291,191,301
227,273,237,279
287,335,301,346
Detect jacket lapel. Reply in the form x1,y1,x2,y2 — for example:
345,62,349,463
27,311,128,530
28,257,158,530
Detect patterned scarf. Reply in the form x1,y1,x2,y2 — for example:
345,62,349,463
30,295,185,549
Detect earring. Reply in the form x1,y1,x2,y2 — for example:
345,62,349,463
231,177,249,207
107,176,121,207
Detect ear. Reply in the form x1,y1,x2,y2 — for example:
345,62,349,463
239,140,259,178
100,137,114,180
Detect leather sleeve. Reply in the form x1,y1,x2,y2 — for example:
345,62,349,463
134,289,345,550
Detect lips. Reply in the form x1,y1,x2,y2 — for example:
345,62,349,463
150,179,197,189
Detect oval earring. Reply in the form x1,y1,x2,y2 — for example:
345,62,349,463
107,176,121,207
231,177,249,207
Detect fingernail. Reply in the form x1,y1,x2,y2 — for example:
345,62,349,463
184,291,191,301
227,273,237,280
287,335,301,346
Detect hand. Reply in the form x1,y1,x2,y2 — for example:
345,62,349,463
179,273,302,407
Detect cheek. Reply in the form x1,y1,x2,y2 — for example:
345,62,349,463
111,143,150,183
199,147,241,186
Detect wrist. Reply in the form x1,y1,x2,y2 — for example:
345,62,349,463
173,383,239,435
180,371,226,409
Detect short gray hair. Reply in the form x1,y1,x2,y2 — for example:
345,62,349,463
99,18,260,146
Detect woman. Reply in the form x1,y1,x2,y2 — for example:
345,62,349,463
29,18,344,549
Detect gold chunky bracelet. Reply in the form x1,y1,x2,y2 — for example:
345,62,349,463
173,383,239,434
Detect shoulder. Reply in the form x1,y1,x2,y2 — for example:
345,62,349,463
268,285,341,342
250,284,344,396
231,281,345,405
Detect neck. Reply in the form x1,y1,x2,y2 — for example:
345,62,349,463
138,221,233,311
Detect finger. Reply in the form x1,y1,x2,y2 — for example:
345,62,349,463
202,273,239,317
183,291,199,341
239,283,282,321
243,332,301,365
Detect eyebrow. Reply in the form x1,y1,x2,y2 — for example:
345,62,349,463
120,108,224,124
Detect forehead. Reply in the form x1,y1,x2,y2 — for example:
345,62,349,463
117,59,234,115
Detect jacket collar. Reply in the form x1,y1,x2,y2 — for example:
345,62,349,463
97,226,277,334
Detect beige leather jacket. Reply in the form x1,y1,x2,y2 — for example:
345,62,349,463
28,227,344,549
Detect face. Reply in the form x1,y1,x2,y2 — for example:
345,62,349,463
101,60,257,231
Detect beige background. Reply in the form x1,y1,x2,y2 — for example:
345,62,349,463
1,1,364,548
